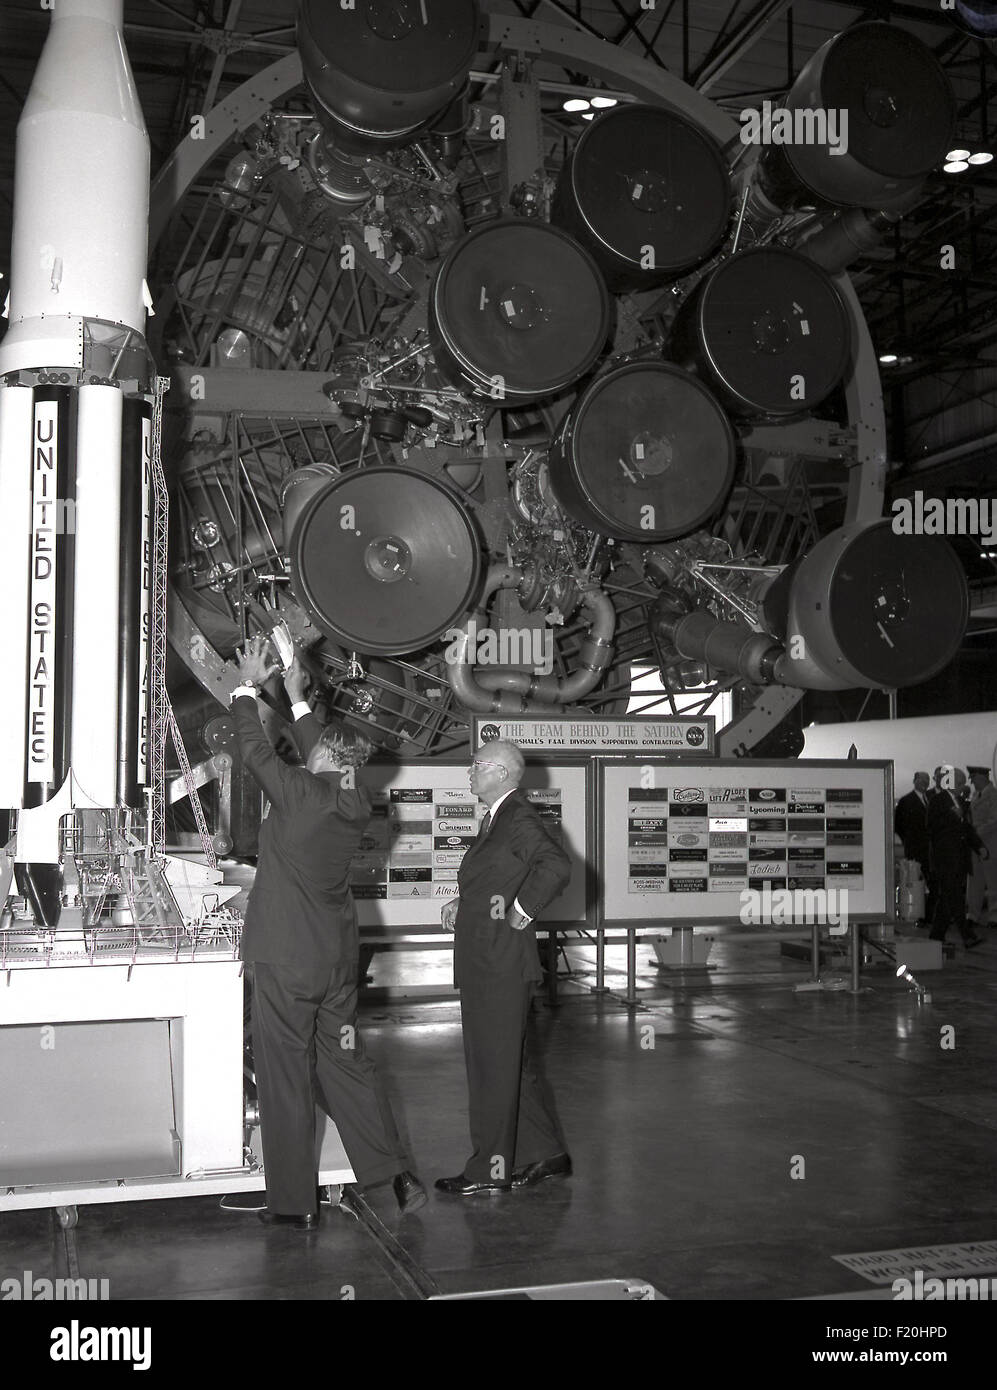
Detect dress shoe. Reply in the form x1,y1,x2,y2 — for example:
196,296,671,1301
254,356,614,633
434,1174,512,1196
511,1152,573,1188
257,1209,320,1230
964,933,984,949
393,1169,428,1213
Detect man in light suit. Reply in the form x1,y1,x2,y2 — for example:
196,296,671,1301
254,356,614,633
437,739,572,1196
967,766,997,926
230,637,425,1228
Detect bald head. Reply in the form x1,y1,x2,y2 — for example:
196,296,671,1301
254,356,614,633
481,739,525,785
469,738,526,806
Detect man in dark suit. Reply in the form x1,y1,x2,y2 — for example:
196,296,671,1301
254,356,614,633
231,637,425,1228
437,739,572,1196
895,771,932,923
927,766,987,949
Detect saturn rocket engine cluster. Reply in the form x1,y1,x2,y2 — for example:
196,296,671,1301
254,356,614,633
0,1,977,901
154,0,972,824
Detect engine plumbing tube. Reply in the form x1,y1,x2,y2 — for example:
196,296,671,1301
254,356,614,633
795,193,920,276
655,608,784,685
446,565,616,714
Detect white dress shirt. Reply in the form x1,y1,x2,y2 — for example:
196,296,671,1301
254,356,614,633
231,684,310,724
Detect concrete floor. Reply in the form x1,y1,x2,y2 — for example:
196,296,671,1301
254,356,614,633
3,929,997,1304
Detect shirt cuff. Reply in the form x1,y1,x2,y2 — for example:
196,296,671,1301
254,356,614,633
231,684,258,703
513,897,532,921
291,701,311,721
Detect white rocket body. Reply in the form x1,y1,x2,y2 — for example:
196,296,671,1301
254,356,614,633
0,0,150,369
0,0,153,897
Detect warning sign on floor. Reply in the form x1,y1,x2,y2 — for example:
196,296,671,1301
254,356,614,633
833,1241,997,1284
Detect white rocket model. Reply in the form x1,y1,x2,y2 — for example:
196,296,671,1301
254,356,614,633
0,0,153,924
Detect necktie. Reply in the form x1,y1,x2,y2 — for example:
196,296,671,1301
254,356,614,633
478,811,491,837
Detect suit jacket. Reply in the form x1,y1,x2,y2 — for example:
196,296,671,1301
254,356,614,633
894,790,930,865
232,696,371,969
454,789,571,986
927,790,984,880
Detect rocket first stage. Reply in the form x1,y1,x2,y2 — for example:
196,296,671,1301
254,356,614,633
0,0,154,926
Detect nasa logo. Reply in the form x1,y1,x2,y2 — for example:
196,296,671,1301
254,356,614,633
686,725,705,746
673,788,706,803
757,789,777,800
446,836,462,846
480,724,501,742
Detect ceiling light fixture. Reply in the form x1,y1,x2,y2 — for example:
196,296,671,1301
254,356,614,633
590,96,618,108
947,148,971,161
944,160,970,173
562,98,590,113
879,353,899,365
969,152,994,165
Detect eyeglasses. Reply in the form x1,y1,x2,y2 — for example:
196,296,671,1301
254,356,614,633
470,759,505,773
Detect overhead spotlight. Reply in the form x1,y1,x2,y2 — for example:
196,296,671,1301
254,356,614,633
563,98,590,113
944,160,970,173
947,148,972,161
581,112,595,121
969,151,995,164
590,96,618,108
879,353,899,364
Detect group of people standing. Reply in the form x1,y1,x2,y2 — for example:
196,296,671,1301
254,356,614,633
894,765,997,947
225,636,572,1228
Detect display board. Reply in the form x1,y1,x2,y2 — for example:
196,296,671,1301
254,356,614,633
601,759,894,923
473,713,715,756
352,761,589,926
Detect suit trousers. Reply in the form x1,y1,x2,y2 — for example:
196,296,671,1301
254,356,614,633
910,855,935,925
929,870,974,944
251,959,407,1213
459,970,566,1183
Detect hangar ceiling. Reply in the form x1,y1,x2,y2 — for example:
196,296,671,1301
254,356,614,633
4,0,995,400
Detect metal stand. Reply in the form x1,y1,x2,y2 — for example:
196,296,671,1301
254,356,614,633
850,920,862,994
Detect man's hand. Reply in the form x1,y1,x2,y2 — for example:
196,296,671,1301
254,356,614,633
442,898,459,932
232,634,279,688
283,654,309,705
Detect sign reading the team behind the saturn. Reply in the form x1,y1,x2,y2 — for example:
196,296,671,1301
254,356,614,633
473,715,716,756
